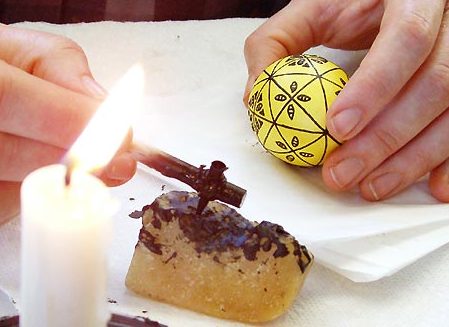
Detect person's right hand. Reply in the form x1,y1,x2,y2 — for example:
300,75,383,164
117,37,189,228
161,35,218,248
0,25,136,223
244,0,449,203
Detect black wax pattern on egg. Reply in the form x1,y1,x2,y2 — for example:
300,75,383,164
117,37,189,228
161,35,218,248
247,53,347,167
134,191,312,271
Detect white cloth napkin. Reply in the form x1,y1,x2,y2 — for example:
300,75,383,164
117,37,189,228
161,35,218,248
1,20,449,325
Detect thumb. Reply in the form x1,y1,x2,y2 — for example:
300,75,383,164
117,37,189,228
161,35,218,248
243,0,321,105
0,25,107,99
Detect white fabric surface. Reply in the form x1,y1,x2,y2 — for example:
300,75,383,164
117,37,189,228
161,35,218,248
1,20,449,325
2,215,449,326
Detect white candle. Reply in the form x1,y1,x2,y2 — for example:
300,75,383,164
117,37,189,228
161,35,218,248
20,65,144,326
20,165,114,326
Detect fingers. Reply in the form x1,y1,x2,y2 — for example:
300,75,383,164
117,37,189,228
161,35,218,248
359,108,449,201
323,25,449,191
0,132,65,181
0,61,99,148
0,181,21,225
327,0,445,141
0,25,107,98
323,7,449,200
429,159,449,202
0,131,136,185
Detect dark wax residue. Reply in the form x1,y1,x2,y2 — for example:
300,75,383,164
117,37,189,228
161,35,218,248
139,228,162,255
0,316,18,327
109,314,167,327
133,191,312,271
0,314,167,327
129,205,151,219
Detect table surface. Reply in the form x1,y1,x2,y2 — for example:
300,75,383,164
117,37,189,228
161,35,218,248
1,20,449,326
2,242,449,326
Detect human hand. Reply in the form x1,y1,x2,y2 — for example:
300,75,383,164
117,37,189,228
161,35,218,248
0,25,136,224
244,0,449,202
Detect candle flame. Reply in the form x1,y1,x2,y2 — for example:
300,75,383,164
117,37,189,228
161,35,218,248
67,65,144,172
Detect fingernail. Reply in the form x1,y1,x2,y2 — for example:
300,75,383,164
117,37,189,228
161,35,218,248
368,172,402,200
330,108,362,140
329,157,365,188
82,76,108,99
104,155,135,181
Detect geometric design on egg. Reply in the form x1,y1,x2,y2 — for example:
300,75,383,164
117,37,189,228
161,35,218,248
248,54,348,167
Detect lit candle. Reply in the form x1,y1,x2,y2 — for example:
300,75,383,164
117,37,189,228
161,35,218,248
20,65,144,327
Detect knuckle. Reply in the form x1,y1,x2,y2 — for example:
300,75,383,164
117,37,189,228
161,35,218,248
410,149,433,176
31,32,85,63
48,34,82,52
427,61,449,96
244,32,260,57
0,62,13,122
371,126,404,156
399,12,435,53
31,35,88,76
49,35,87,61
60,39,85,57
361,69,392,100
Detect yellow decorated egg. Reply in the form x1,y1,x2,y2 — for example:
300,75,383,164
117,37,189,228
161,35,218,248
248,54,348,167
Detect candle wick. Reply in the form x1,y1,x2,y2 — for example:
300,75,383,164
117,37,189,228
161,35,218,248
64,161,74,186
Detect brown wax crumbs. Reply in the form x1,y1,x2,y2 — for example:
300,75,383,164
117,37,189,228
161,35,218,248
264,288,267,292
162,252,177,264
151,219,162,229
129,210,143,219
238,269,244,274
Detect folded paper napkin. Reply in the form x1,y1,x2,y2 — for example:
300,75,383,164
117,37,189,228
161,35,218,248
1,20,449,325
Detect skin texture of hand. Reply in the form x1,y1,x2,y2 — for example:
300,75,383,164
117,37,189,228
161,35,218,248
244,0,449,203
0,25,136,224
